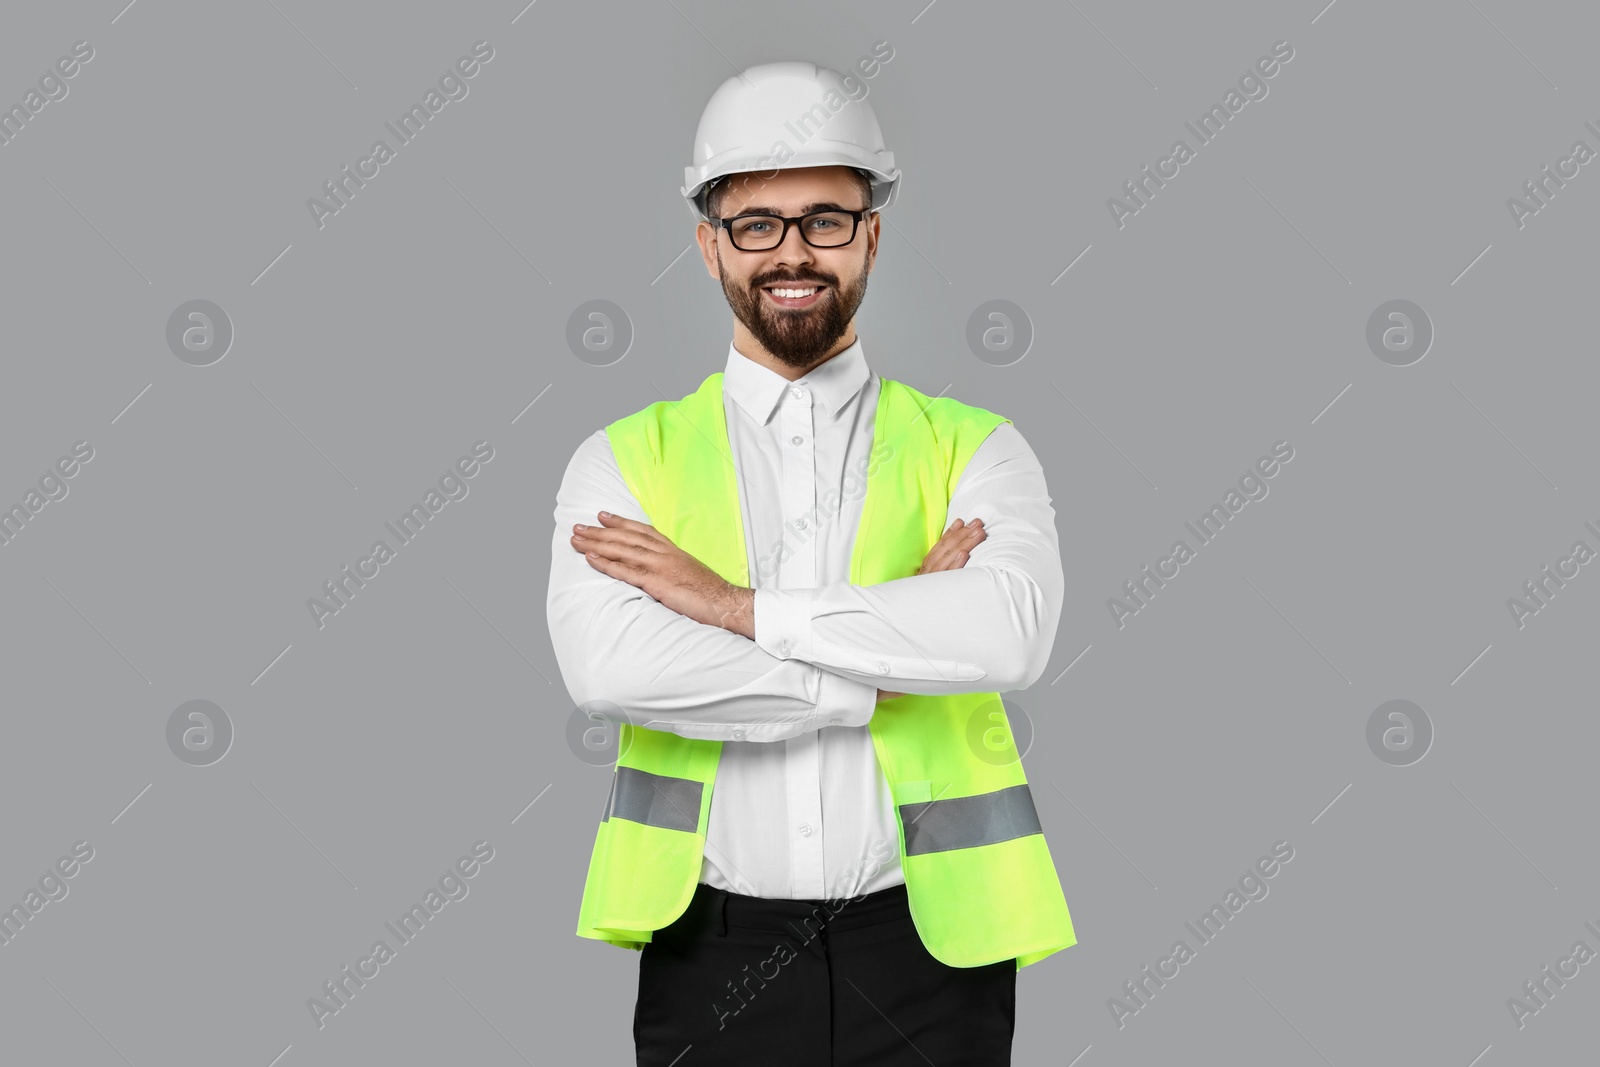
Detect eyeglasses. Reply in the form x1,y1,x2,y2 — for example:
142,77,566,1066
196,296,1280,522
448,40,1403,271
715,207,871,251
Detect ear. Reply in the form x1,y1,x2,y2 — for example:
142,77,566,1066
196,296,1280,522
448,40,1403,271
695,219,721,280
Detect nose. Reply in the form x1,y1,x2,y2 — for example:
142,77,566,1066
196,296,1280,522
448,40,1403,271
770,219,817,268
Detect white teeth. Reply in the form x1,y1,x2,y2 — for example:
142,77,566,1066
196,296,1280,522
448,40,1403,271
769,287,818,298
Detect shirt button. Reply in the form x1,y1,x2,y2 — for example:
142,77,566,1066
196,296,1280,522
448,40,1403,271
828,717,841,726
875,662,889,674
732,729,746,741
776,640,790,655
799,824,813,837
791,387,805,400
794,518,807,530
791,435,803,445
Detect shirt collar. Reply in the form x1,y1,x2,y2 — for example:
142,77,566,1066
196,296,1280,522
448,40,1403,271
723,338,872,426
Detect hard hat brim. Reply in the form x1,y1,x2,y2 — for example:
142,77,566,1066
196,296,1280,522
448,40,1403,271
683,142,899,221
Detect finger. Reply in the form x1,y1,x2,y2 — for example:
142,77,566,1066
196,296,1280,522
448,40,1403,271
923,516,987,571
599,513,676,552
575,520,643,541
594,511,664,543
922,538,959,573
581,549,620,575
572,532,645,565
573,535,622,561
945,519,981,544
932,534,983,573
922,523,975,573
580,534,658,567
942,521,984,553
572,531,625,556
573,525,663,555
582,547,653,589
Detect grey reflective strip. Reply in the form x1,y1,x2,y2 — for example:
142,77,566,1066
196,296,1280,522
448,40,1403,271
604,766,702,833
899,784,1042,856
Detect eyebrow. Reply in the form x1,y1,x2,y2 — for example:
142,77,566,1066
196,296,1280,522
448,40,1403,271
726,201,867,216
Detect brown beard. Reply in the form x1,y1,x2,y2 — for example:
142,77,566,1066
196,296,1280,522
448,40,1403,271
718,246,869,369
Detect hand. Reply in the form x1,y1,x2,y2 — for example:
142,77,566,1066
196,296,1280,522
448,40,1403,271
571,511,755,638
917,517,985,575
879,518,987,702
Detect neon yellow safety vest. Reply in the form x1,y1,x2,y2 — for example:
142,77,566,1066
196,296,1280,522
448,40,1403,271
575,370,1077,970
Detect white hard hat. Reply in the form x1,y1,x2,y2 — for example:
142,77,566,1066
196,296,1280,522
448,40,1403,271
682,61,901,222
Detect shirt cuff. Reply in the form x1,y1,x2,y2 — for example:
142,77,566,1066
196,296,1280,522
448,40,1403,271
815,666,878,729
754,587,816,662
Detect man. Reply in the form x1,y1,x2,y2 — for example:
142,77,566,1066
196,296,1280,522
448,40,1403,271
547,61,1076,1066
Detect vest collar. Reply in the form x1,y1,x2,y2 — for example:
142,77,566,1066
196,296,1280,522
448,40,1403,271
722,338,871,427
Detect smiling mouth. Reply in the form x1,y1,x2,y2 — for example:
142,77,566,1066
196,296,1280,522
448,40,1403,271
761,283,828,309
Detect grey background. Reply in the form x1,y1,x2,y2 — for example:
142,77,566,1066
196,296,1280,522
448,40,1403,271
2,0,1595,1064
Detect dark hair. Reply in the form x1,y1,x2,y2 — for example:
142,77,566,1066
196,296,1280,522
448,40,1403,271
706,167,873,219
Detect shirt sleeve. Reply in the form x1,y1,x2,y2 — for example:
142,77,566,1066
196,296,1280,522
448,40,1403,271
548,429,879,742
752,422,1064,695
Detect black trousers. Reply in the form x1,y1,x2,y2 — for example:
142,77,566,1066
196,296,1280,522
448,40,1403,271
633,880,1016,1066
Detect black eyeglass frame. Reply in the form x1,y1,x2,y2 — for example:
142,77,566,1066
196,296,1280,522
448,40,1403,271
714,207,873,251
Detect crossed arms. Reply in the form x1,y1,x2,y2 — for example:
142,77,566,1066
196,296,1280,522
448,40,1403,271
545,423,1064,743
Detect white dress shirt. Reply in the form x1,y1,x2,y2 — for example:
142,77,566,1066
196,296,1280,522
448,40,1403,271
547,338,1064,901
